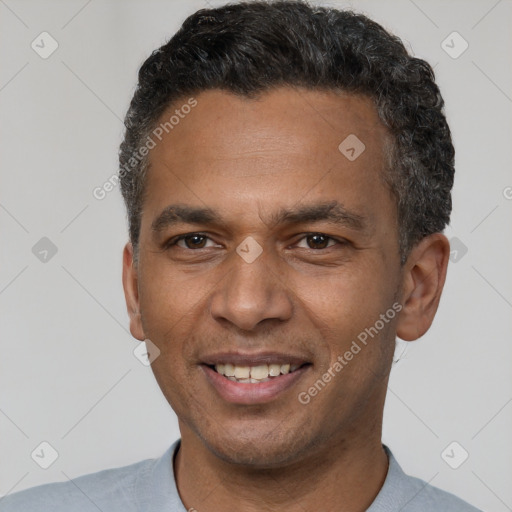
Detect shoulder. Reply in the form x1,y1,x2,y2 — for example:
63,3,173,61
368,446,482,512
398,472,482,511
0,455,158,512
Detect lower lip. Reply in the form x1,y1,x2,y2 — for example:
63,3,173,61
202,365,310,405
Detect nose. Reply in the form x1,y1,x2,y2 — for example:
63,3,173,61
210,250,293,331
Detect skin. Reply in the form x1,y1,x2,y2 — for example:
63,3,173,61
122,88,450,511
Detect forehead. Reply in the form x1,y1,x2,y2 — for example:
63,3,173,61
143,87,393,231
153,88,388,168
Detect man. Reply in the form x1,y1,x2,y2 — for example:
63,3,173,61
0,1,482,511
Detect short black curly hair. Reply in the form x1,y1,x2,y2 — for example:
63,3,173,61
119,0,454,264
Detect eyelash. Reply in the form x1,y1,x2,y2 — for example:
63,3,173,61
165,232,344,251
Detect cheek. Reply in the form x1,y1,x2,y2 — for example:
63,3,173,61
138,258,211,336
136,278,201,404
295,264,395,341
294,266,399,398
143,316,202,417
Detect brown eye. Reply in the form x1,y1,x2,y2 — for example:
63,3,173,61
303,233,336,250
177,234,209,249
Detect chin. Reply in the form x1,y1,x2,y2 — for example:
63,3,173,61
198,421,317,469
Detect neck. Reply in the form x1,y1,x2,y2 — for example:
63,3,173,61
174,421,388,512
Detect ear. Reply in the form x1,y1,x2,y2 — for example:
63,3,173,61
122,242,145,341
396,233,450,341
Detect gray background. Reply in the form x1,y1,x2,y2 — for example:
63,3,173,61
1,0,511,510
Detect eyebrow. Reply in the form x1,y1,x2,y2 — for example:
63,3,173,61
267,201,366,231
151,205,221,232
151,201,367,233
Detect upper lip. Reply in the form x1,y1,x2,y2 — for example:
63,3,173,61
201,352,311,367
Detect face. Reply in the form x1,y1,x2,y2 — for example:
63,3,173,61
124,88,405,467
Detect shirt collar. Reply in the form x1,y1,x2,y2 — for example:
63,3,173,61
143,440,415,512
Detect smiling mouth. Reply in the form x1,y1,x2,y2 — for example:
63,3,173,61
210,363,308,383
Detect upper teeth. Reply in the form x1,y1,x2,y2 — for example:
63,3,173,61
214,363,300,382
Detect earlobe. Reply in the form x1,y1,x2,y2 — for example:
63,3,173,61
122,242,145,341
396,233,450,342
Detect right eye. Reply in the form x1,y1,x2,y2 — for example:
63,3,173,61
165,233,220,250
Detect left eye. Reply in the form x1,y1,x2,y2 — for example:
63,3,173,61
295,233,338,250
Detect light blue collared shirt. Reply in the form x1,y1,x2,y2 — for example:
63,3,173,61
0,441,481,511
